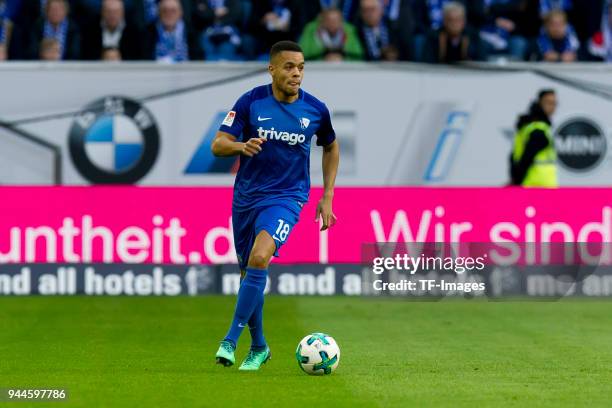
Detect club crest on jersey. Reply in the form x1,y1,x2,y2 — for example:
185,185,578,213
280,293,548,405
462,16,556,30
299,117,310,130
222,111,236,127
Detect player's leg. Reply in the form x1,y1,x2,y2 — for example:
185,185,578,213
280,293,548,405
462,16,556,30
215,209,255,367
236,230,275,370
223,232,274,343
247,292,265,350
238,205,300,371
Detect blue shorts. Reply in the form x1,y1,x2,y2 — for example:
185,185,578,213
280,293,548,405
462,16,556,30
232,204,301,270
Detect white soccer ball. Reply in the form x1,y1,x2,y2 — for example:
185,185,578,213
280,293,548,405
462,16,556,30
295,333,340,375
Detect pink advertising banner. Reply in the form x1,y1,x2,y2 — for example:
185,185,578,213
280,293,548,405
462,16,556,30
0,187,611,265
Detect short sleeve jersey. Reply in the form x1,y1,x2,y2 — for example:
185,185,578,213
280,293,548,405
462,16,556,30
219,84,336,211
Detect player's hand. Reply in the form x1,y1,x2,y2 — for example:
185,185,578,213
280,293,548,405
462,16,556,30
241,138,265,157
316,196,337,231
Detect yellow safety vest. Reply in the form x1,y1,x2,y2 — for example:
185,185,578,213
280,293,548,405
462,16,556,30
512,121,558,187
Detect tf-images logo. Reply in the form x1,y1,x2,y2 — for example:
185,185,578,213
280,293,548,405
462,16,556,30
69,96,160,184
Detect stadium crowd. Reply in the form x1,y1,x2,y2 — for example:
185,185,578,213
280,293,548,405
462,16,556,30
0,0,610,63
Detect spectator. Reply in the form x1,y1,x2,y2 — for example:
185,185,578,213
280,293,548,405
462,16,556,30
195,0,243,61
39,36,61,59
588,1,611,61
412,0,475,61
423,1,484,63
356,0,402,61
538,9,579,62
248,0,300,58
29,0,81,59
300,7,364,61
476,0,529,60
144,0,203,62
7,0,43,58
81,0,142,60
70,0,143,38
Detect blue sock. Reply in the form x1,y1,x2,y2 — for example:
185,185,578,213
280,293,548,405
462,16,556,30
224,267,267,347
248,293,267,351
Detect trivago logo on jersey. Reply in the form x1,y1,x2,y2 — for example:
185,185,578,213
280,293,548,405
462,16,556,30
257,127,306,146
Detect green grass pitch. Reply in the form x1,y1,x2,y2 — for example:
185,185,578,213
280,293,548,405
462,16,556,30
1,296,612,407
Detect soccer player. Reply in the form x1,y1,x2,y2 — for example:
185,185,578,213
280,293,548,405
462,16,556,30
211,40,340,371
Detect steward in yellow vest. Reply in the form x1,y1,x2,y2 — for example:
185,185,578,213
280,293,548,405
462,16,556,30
510,89,558,187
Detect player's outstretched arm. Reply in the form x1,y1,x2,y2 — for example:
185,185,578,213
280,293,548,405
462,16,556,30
316,140,339,231
211,131,265,157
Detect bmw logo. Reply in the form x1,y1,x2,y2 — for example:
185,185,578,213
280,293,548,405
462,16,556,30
69,96,160,184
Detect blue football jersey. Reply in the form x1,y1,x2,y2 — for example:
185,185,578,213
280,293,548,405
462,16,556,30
219,84,336,211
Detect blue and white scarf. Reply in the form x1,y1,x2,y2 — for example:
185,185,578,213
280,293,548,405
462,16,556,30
43,19,68,58
363,23,389,59
540,0,572,16
480,24,510,50
155,20,189,62
318,26,345,51
538,24,579,54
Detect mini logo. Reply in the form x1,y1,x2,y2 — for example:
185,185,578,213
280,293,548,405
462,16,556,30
554,117,607,172
69,96,160,184
238,323,248,328
258,116,272,121
300,117,310,129
222,111,236,126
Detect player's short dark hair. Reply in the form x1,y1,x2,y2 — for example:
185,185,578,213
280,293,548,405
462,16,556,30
538,89,555,101
270,41,303,60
